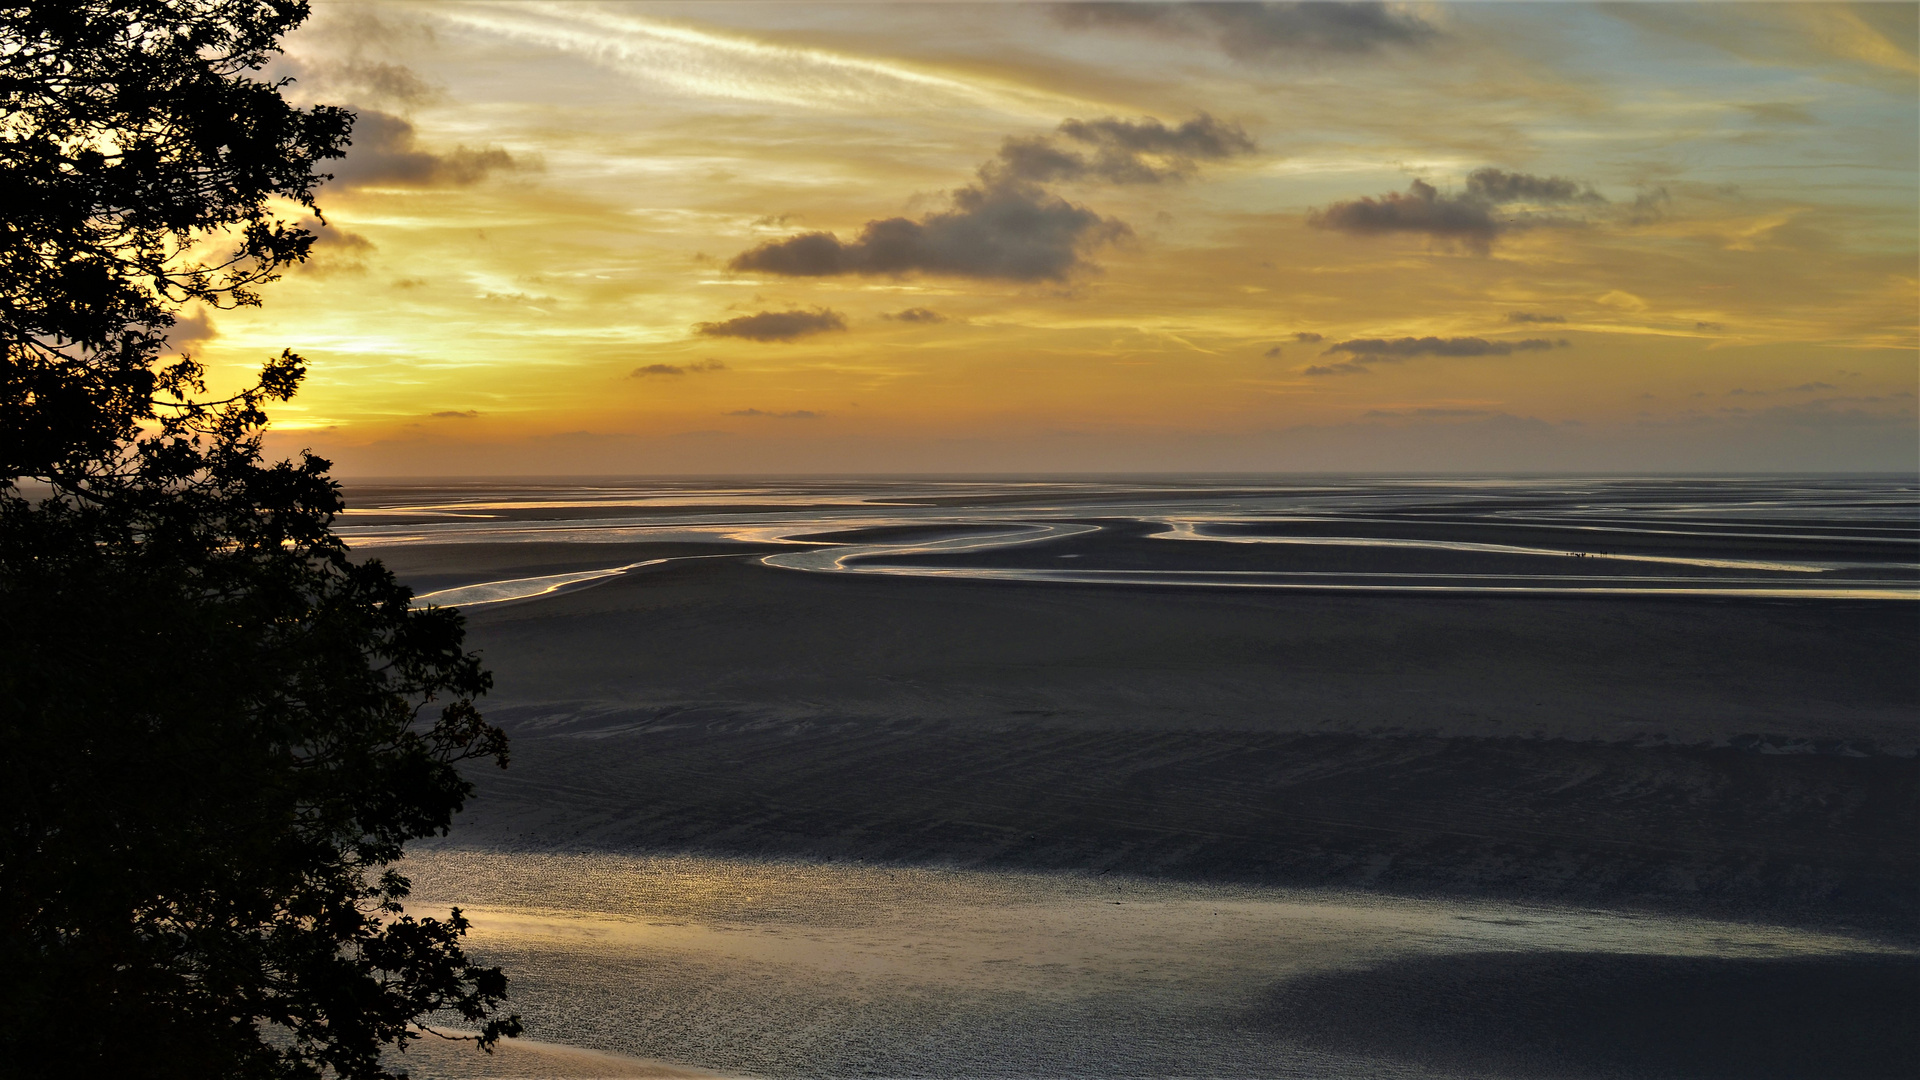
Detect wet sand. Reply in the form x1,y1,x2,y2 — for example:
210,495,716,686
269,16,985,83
367,547,1920,934
389,851,1916,1080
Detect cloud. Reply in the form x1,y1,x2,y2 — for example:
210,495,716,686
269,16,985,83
1293,331,1324,343
1263,344,1284,358
326,108,526,190
1302,360,1373,376
293,216,376,275
728,177,1129,282
1464,168,1604,205
1695,321,1725,331
885,307,949,323
1787,382,1837,392
1309,168,1608,252
1737,101,1816,125
278,56,439,108
1624,187,1672,226
989,114,1255,186
1507,312,1565,324
694,308,848,342
1325,336,1566,359
1053,3,1437,58
430,409,480,419
163,308,218,354
631,359,727,377
1362,407,1498,419
1309,178,1502,250
728,408,820,419
727,111,1244,282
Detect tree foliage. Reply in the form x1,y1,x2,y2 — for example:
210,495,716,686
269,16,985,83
0,3,518,1075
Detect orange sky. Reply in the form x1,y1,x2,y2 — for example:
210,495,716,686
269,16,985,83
191,1,1916,473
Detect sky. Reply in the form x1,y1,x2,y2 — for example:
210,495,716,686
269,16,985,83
192,1,1918,474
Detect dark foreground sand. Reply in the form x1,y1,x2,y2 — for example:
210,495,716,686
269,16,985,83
365,537,1920,1077
372,543,1920,935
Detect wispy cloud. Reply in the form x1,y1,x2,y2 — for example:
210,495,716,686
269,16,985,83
435,3,1076,118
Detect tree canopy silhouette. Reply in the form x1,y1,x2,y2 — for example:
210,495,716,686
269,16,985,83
0,3,518,1076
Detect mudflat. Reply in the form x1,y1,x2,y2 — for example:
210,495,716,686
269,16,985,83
386,548,1918,935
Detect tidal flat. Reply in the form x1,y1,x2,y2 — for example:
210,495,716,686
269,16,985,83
350,476,1918,1078
391,851,1915,1079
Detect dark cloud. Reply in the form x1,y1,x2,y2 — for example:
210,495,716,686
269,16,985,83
1263,345,1284,358
728,408,820,419
430,409,479,419
163,308,217,354
885,307,949,323
327,109,524,190
1625,187,1672,226
1308,178,1502,251
694,308,848,342
1507,312,1565,324
991,114,1255,186
730,112,1249,281
1465,168,1603,205
1310,169,1607,252
1363,407,1497,419
631,359,727,378
1302,360,1372,376
1787,382,1837,392
1053,3,1436,58
293,217,375,276
1695,321,1725,332
1326,336,1565,358
728,179,1129,282
1293,331,1323,343
307,220,372,254
277,56,438,108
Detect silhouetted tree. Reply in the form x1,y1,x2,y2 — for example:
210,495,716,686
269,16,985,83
0,3,518,1076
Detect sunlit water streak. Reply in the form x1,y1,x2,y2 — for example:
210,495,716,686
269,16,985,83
415,560,670,606
391,850,1911,1079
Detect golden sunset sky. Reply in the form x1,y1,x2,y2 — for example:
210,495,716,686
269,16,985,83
199,1,1916,473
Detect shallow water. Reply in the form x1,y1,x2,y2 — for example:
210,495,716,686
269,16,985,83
342,476,1920,603
391,850,1910,1079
